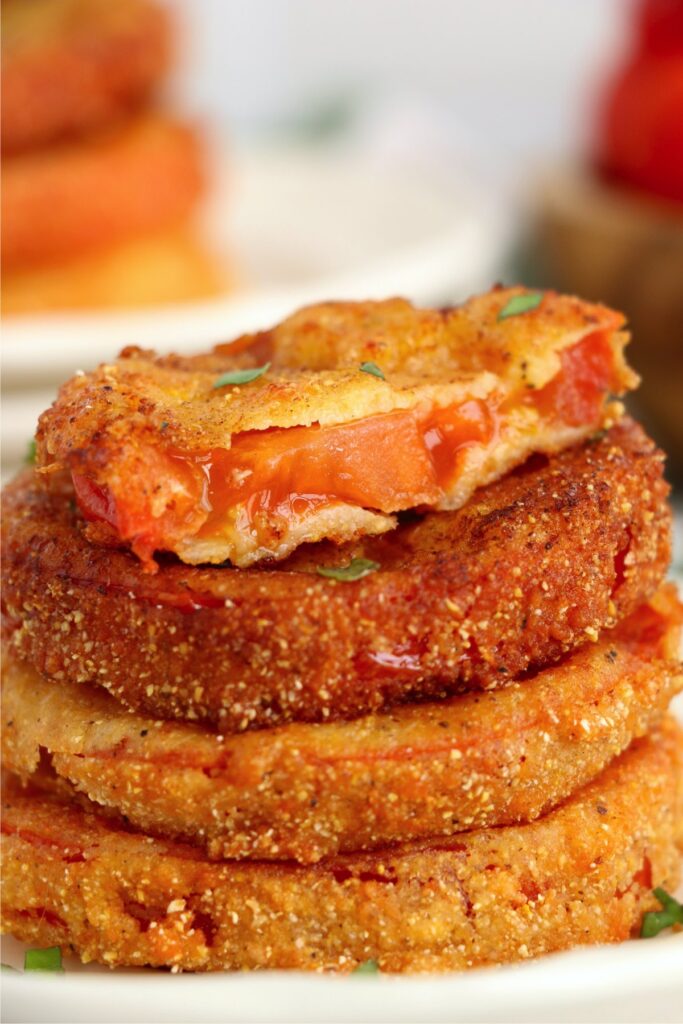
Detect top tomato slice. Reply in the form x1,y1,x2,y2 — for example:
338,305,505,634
72,331,619,566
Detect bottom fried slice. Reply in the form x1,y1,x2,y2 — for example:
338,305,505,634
2,722,681,973
1,225,227,314
3,588,682,864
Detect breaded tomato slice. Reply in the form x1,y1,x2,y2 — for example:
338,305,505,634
1,723,680,972
1,225,225,315
2,114,205,270
1,0,171,154
3,420,671,731
3,589,680,864
36,288,637,569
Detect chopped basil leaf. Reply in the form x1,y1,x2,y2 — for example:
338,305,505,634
498,292,543,321
641,887,683,938
359,361,385,380
24,947,63,972
317,558,380,582
353,959,380,974
213,363,271,389
25,439,37,465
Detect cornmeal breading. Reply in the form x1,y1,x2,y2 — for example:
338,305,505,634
36,288,637,568
3,420,670,731
1,724,680,971
3,590,680,863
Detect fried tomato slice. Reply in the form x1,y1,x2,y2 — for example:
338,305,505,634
1,723,681,971
35,288,637,569
3,589,681,864
2,0,171,154
2,114,205,270
3,420,671,731
1,226,225,315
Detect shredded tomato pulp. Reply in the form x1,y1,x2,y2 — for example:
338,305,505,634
72,331,617,562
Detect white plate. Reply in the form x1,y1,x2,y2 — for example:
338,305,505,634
2,692,682,1024
1,933,682,1024
1,145,507,475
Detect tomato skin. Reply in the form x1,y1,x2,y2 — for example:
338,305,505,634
72,474,119,528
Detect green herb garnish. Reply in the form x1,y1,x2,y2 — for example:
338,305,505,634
498,292,543,321
1,963,18,972
317,558,380,582
213,363,271,389
353,959,380,974
359,362,385,380
25,439,37,465
641,888,683,938
24,947,63,972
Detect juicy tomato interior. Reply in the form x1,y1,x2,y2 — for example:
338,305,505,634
532,331,618,426
73,332,617,563
193,398,497,540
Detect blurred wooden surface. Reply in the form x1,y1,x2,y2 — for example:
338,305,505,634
535,167,683,472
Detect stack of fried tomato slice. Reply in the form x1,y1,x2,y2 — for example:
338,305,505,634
2,288,682,973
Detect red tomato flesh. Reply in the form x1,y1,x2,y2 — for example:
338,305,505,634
72,333,616,565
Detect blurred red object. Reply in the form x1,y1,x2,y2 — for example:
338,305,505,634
638,0,683,55
596,0,683,204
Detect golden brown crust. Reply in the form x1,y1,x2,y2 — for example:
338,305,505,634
1,420,671,731
34,288,636,568
3,591,681,863
38,289,630,450
2,114,205,270
1,724,681,972
1,0,171,154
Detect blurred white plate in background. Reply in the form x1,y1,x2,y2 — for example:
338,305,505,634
1,145,508,475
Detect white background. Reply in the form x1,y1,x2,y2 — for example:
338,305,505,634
172,0,630,187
